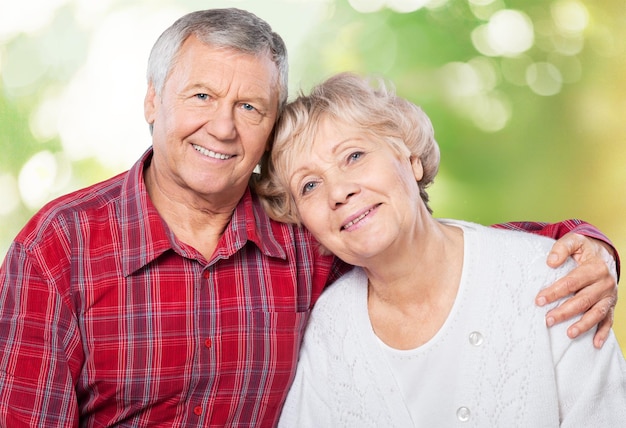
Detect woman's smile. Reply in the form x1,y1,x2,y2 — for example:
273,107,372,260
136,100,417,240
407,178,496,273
341,204,381,231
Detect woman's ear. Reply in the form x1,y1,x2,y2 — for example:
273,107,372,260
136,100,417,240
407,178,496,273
411,156,424,181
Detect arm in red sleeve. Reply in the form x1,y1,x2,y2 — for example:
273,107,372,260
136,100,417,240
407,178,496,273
491,219,620,279
0,241,81,427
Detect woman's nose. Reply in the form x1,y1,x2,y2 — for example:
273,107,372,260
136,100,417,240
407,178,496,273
328,176,359,209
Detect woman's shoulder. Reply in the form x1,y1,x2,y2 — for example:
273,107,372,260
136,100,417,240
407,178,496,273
448,219,576,310
314,266,367,310
307,267,368,326
442,219,574,270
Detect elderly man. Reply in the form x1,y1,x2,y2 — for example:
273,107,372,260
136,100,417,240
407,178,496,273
0,8,619,427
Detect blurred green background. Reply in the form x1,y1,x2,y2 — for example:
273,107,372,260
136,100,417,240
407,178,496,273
1,0,624,348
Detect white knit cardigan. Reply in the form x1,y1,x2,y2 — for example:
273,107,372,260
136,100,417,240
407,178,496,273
279,220,626,427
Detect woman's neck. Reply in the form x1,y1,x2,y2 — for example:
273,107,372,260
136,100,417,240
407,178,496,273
366,220,464,350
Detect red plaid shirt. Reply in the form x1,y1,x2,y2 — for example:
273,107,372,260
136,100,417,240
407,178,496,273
0,149,616,427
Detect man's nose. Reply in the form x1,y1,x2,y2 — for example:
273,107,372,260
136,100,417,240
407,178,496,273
204,104,237,141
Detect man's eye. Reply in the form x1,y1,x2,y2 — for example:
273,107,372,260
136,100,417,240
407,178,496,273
195,93,209,101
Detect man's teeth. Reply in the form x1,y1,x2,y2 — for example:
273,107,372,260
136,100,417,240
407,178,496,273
343,210,371,229
193,144,233,160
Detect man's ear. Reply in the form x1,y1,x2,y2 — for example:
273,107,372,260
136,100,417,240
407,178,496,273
144,82,157,125
411,156,424,181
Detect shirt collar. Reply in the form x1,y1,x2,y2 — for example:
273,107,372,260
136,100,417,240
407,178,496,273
120,148,173,276
120,148,286,276
214,186,287,262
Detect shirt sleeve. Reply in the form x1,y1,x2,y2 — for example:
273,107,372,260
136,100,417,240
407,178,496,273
0,241,81,427
491,219,620,279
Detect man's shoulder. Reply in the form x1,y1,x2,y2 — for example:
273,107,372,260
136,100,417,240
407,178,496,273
15,171,129,246
38,171,126,217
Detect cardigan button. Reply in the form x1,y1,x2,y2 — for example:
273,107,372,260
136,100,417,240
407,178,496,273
468,331,484,346
456,406,471,422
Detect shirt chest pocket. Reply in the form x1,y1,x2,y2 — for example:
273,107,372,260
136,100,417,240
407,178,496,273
214,310,311,403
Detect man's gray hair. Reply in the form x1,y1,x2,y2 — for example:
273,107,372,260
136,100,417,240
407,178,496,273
147,8,289,112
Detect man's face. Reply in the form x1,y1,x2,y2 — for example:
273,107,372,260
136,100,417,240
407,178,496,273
144,35,279,205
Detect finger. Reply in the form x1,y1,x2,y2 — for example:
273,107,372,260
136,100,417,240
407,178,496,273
565,301,613,342
547,233,585,268
536,266,591,306
592,307,615,349
551,295,614,338
544,290,594,328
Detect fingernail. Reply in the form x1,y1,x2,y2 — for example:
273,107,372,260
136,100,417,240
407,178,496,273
546,317,555,327
570,327,579,338
537,296,547,306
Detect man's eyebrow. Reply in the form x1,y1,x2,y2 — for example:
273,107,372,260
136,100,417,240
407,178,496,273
181,83,213,95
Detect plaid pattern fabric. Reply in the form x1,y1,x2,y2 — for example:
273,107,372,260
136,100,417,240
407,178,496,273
0,149,340,427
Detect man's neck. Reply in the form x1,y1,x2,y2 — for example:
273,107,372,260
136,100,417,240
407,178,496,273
143,163,243,261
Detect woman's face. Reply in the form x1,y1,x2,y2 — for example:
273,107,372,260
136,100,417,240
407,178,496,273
287,118,425,266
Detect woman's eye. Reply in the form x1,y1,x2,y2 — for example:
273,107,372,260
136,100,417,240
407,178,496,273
195,93,209,101
302,181,317,194
241,103,256,112
348,151,363,162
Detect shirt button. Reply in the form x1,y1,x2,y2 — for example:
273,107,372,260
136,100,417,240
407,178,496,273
468,331,484,346
457,406,471,422
203,271,210,279
204,338,212,348
194,406,203,416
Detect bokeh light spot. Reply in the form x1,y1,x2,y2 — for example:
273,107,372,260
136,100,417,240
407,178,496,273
30,93,62,142
486,9,534,56
526,62,563,96
440,60,510,132
469,92,511,132
0,174,21,216
1,38,49,97
18,151,58,210
551,0,588,35
441,62,483,97
387,0,430,13
348,0,386,13
471,25,498,57
0,0,68,42
17,151,72,210
551,32,584,56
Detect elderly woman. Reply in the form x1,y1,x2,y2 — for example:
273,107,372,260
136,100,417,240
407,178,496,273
257,73,626,427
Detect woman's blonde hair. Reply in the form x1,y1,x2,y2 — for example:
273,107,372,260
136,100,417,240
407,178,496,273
255,72,440,224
